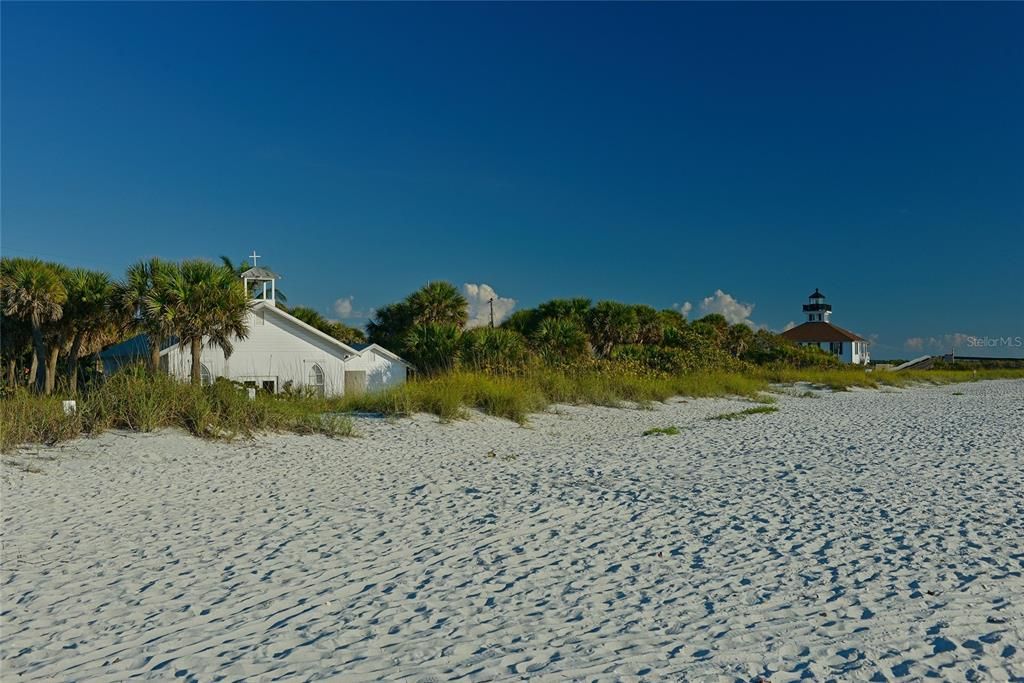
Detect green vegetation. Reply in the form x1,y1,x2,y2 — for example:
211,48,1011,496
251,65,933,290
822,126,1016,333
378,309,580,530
1,258,71,393
0,392,82,451
1,367,353,453
709,405,780,421
4,263,1023,453
305,365,1023,426
0,255,361,397
159,260,252,385
366,281,469,373
643,426,680,436
759,367,1024,390
288,306,366,345
4,362,1023,454
367,288,845,378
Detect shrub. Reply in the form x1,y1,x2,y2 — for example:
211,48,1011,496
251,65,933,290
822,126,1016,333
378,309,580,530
743,330,839,368
531,318,591,365
4,363,1021,452
643,426,680,436
403,322,462,375
611,344,742,375
459,327,531,374
709,405,779,421
1,365,359,452
0,389,82,451
83,365,185,433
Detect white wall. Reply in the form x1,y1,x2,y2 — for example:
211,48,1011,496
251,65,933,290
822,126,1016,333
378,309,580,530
161,307,409,395
345,348,408,392
163,307,352,395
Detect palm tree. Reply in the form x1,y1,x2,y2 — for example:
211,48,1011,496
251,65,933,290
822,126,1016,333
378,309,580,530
0,258,67,393
367,301,414,349
288,305,330,331
460,327,529,373
586,301,639,358
35,263,74,394
367,282,467,353
116,259,176,372
532,318,590,365
695,313,729,342
503,298,592,338
403,322,461,375
726,323,755,358
407,281,468,327
659,309,690,348
500,308,541,337
289,306,367,345
63,268,116,393
330,321,366,345
158,260,251,385
632,305,664,346
0,313,32,387
536,298,592,323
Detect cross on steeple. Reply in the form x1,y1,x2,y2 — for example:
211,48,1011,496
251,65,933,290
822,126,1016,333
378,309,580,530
248,250,261,267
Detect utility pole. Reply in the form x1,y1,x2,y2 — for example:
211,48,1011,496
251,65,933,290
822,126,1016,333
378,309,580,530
488,297,495,328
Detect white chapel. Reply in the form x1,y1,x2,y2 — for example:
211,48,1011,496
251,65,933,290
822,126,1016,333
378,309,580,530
103,255,409,396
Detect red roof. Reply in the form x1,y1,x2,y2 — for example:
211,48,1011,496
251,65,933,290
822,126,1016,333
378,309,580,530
780,321,865,343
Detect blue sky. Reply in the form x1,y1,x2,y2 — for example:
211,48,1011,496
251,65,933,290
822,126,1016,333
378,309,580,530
2,3,1022,358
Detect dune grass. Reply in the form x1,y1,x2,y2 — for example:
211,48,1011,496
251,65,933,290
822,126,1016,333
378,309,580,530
756,367,1024,391
324,368,772,424
1,367,354,453
709,405,780,421
3,365,1021,452
643,426,680,436
321,366,1024,428
0,392,83,451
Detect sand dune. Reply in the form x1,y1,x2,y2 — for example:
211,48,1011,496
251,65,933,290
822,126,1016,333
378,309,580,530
2,380,1022,681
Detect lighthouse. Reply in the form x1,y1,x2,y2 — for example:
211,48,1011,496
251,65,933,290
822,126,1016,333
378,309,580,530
780,289,870,365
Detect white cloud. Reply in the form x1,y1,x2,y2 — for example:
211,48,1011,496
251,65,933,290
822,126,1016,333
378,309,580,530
332,296,367,320
672,301,693,318
905,333,972,354
783,321,798,332
462,283,516,329
699,289,762,328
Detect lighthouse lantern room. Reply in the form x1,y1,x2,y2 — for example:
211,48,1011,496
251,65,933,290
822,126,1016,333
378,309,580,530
803,288,832,323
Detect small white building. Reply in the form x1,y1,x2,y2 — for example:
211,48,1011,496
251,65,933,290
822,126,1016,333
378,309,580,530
103,265,410,396
780,289,870,365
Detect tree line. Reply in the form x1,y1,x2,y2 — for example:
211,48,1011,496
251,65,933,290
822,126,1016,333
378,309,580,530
0,256,364,395
366,281,838,375
2,257,835,397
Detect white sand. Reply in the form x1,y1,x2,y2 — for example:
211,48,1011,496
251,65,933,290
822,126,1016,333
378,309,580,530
2,380,1022,681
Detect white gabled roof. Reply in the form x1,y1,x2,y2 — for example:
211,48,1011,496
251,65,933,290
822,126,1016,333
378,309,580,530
263,302,413,367
351,343,413,367
240,267,279,280
255,300,360,356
